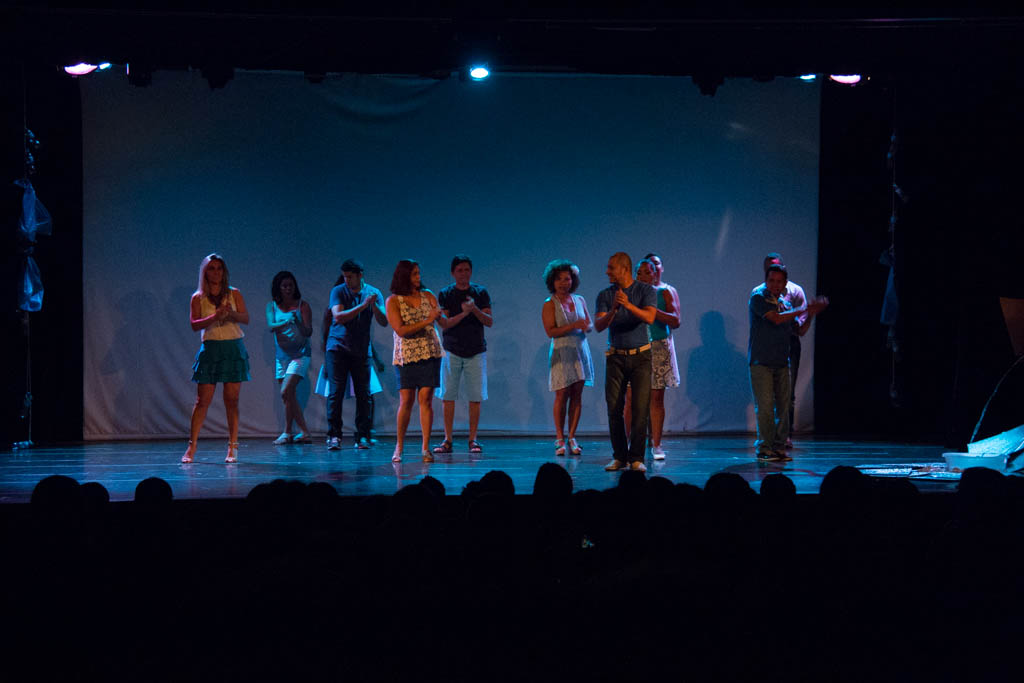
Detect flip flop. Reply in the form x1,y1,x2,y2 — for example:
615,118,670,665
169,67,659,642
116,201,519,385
468,440,483,454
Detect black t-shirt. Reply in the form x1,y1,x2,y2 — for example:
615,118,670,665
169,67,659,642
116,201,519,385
437,283,490,357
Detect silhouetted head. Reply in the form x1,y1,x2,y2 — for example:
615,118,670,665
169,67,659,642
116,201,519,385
533,462,573,503
80,481,111,515
479,470,515,498
704,472,754,502
760,473,796,502
134,477,173,506
819,466,871,511
419,475,446,499
31,475,83,524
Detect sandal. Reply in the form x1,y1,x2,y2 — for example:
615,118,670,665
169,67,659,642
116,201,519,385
392,449,402,463
468,440,483,454
272,432,292,445
554,439,566,456
181,440,196,463
422,449,434,463
568,438,582,456
432,439,453,454
225,442,239,463
292,432,313,444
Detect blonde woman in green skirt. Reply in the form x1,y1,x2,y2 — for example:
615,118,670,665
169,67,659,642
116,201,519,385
182,253,251,464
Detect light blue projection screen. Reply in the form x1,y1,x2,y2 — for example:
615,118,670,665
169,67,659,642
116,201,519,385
81,70,819,439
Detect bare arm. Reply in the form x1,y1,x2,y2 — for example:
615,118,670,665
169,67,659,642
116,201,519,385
372,293,388,327
765,299,827,326
594,310,614,333
332,291,377,324
298,301,313,337
386,294,440,338
654,285,681,329
224,289,249,325
796,297,829,336
542,299,588,338
190,293,222,332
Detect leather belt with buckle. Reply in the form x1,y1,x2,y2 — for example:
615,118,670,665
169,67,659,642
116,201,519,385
605,343,652,356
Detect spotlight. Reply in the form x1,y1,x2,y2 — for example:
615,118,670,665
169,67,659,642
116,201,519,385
64,63,97,76
799,74,817,81
127,63,152,87
99,62,112,70
829,74,862,85
469,65,490,80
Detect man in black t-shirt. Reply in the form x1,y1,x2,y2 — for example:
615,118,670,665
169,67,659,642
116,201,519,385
432,254,492,455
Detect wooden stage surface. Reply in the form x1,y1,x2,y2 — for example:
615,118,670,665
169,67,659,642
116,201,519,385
0,435,956,503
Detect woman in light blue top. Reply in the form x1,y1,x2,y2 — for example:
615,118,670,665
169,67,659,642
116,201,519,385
266,270,313,444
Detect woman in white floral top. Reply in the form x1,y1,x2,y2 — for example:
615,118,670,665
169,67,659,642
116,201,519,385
385,259,443,463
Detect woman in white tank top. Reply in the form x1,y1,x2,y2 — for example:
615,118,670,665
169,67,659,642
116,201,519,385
182,254,251,464
266,270,313,445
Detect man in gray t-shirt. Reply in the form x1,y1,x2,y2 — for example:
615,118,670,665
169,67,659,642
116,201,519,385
595,252,658,471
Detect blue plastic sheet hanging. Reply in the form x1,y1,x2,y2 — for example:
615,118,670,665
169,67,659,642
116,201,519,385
15,178,52,312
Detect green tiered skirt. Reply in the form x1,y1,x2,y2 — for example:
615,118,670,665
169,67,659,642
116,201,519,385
191,338,250,384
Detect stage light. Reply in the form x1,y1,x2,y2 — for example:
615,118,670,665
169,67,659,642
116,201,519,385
99,63,111,70
829,74,862,85
469,65,490,80
799,74,817,81
64,63,97,76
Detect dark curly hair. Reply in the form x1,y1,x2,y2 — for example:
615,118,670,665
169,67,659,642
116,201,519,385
543,259,580,294
271,270,302,304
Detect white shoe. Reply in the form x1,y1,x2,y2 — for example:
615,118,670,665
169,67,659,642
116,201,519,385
273,432,292,445
651,446,666,460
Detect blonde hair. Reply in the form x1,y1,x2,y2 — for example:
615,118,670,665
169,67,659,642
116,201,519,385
196,253,230,304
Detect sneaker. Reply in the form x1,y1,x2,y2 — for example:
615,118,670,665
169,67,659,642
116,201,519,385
273,433,292,445
356,437,371,450
775,451,793,462
604,459,628,471
630,461,647,472
757,452,783,463
651,446,666,460
785,438,794,449
327,436,341,450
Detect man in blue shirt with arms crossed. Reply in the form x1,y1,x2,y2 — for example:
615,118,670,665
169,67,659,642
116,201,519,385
748,262,827,462
595,252,658,472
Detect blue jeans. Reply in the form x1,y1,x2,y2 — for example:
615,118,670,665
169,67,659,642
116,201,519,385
749,363,791,454
326,348,371,439
605,350,652,463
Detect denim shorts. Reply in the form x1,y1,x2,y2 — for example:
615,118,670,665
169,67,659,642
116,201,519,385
436,352,487,402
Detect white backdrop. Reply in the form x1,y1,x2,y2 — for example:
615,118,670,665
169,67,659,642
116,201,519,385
81,70,819,439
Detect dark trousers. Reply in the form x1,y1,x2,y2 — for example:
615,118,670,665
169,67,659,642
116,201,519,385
325,348,372,439
789,335,802,430
605,350,652,463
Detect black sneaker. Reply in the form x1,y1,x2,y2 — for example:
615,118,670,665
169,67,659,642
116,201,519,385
327,436,341,451
757,452,783,463
356,437,371,450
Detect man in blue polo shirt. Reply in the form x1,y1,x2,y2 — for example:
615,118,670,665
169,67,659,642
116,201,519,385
749,263,827,462
326,259,388,451
595,252,658,472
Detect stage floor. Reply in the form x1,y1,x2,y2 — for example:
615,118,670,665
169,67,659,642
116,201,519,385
0,435,953,503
